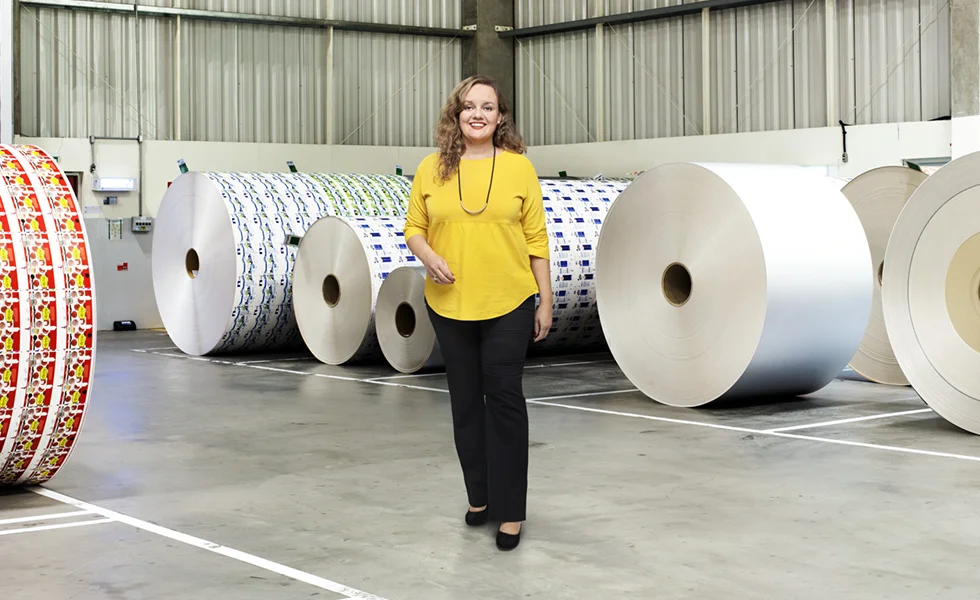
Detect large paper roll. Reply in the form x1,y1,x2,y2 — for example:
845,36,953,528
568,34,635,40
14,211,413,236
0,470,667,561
841,166,927,385
534,179,629,351
882,152,980,434
595,163,873,407
0,144,96,486
293,216,418,365
152,171,410,356
375,265,443,373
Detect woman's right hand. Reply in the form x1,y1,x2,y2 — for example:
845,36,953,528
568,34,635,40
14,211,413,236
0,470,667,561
423,251,455,285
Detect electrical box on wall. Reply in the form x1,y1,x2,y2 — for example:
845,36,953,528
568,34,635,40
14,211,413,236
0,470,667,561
92,177,136,192
132,217,153,233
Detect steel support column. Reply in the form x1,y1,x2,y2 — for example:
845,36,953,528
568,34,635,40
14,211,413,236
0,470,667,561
461,0,515,116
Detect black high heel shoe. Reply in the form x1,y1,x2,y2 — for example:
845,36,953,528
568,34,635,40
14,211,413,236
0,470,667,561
465,508,488,526
495,527,520,550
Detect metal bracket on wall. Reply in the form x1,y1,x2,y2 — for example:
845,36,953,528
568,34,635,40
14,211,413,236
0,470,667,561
838,120,849,164
463,24,477,31
494,26,513,32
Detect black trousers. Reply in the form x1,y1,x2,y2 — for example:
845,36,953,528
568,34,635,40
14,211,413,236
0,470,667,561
426,296,535,523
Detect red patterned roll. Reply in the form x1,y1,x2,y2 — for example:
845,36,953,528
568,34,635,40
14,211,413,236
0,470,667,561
0,144,96,486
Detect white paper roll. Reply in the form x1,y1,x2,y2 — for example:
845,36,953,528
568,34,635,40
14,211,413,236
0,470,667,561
595,162,873,407
0,144,96,486
841,166,927,385
375,265,443,373
534,179,629,351
293,215,418,365
152,171,410,356
882,152,980,434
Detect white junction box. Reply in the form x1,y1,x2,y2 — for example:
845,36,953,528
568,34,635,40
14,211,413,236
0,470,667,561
132,217,153,233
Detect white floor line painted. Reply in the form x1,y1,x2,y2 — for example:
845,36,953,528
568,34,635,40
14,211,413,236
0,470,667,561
363,372,447,381
0,517,115,536
134,348,980,465
526,359,616,369
768,432,980,463
528,389,638,402
367,379,450,393
764,408,934,433
30,488,391,600
526,399,763,434
236,357,315,365
0,510,92,526
527,399,980,463
140,350,366,383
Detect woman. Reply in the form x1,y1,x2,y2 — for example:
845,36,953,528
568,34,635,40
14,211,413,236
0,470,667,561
403,75,552,551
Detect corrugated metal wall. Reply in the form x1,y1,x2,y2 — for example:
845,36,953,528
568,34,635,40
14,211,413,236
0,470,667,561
515,0,951,145
18,0,461,145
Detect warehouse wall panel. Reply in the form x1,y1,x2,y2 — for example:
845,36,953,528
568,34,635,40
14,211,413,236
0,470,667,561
18,0,463,145
333,33,461,147
515,0,951,145
793,0,827,130
734,2,795,133
515,31,593,145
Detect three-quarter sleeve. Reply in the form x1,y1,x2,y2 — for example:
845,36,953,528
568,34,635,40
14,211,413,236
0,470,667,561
403,171,429,242
521,159,550,260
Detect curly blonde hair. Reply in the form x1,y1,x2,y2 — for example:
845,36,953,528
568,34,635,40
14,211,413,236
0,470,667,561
434,75,526,182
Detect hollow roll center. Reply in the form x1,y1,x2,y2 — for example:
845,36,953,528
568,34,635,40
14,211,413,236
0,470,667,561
185,249,200,279
395,302,416,338
322,275,341,308
944,232,980,353
878,261,884,286
662,262,692,307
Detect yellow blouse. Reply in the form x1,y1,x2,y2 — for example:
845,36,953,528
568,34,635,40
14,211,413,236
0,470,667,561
404,150,550,321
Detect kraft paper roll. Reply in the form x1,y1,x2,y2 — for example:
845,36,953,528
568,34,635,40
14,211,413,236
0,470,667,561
882,152,980,434
595,162,873,407
293,216,418,365
842,166,927,385
534,179,629,351
375,265,443,373
0,144,96,486
152,171,410,356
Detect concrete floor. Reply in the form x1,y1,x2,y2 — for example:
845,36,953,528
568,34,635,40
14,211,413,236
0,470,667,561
3,330,980,599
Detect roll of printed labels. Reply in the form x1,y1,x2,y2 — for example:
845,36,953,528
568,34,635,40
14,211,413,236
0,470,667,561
375,265,443,373
0,144,96,485
533,179,629,352
595,163,873,408
151,171,410,356
882,152,980,434
841,166,927,385
293,215,418,365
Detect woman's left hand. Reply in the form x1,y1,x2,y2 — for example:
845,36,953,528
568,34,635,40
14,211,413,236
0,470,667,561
533,304,552,342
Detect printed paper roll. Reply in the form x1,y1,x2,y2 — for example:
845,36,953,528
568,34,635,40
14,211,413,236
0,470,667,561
0,144,96,486
841,166,927,385
595,163,873,407
882,152,980,434
534,179,628,351
294,216,418,365
375,265,443,373
152,171,410,356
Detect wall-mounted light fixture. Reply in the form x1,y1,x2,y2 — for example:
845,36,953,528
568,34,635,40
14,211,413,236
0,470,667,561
92,177,137,192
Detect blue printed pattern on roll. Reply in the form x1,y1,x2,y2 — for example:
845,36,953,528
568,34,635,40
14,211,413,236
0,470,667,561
537,179,629,351
204,172,410,353
340,216,419,362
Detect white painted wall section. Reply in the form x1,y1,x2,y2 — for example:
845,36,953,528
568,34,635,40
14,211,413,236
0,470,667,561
0,0,13,145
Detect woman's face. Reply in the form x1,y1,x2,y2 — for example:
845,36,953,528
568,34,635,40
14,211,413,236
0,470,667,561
458,84,501,145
